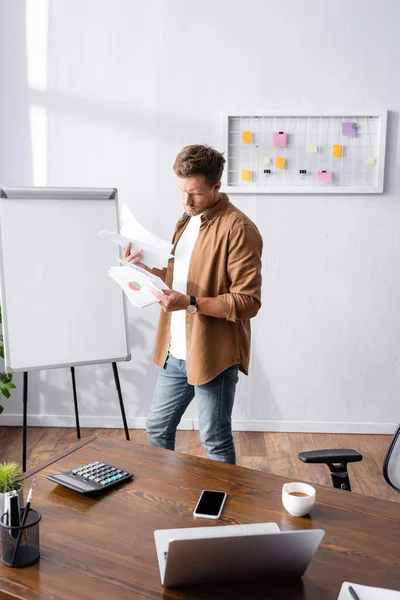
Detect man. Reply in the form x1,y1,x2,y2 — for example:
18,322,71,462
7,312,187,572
124,145,262,464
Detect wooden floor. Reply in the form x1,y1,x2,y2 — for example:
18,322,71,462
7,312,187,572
1,427,398,503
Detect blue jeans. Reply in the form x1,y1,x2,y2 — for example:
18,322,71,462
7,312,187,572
146,354,239,464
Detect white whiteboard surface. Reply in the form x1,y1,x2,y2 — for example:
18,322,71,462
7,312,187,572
222,110,387,194
0,187,130,372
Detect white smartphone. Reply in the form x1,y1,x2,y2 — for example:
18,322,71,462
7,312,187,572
193,490,227,519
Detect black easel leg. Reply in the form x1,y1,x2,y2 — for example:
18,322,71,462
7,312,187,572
71,366,81,439
112,362,130,441
22,372,28,472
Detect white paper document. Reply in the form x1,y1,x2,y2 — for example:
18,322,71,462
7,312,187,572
98,203,172,270
338,582,400,600
108,264,169,309
98,229,172,270
100,204,172,308
120,203,172,254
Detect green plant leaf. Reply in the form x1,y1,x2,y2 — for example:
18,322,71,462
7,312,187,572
0,405,3,414
0,462,23,493
0,388,10,399
0,347,4,359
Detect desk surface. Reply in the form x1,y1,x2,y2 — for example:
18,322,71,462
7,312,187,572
0,434,399,600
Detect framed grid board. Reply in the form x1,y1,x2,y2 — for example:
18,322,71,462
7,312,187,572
222,110,387,194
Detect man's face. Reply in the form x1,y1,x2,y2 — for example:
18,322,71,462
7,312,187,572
178,175,221,216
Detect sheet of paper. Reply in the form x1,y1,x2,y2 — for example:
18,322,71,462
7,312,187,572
333,144,343,157
338,582,400,600
272,132,287,147
242,131,252,144
318,170,333,183
108,265,167,309
120,204,172,254
98,230,172,270
116,258,168,293
342,122,356,137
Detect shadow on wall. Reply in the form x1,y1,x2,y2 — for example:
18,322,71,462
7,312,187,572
0,0,33,185
384,111,399,195
26,313,158,425
249,353,281,423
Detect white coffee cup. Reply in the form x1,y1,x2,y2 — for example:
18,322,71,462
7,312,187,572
282,482,316,517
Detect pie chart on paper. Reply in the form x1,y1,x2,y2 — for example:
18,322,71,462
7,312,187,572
129,281,142,291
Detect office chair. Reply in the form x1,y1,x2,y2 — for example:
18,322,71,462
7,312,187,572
298,423,400,493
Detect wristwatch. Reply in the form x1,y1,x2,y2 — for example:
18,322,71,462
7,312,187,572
185,296,197,314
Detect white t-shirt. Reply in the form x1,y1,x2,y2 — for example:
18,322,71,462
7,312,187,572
169,215,202,360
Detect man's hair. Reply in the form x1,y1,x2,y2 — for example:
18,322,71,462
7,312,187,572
173,145,226,186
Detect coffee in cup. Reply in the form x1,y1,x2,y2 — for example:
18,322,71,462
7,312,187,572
282,482,316,517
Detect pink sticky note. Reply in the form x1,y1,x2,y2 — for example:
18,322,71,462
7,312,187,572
318,170,333,183
272,132,287,147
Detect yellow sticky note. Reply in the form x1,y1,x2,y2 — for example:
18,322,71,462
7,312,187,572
242,131,252,144
241,169,251,181
367,157,375,165
310,145,318,153
263,157,271,164
333,144,342,157
275,157,285,169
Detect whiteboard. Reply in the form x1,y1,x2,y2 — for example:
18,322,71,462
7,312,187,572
222,110,387,194
0,187,130,372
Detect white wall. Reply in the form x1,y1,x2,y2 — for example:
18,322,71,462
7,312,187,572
1,0,399,433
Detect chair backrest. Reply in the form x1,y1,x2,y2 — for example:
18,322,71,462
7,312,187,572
383,424,400,493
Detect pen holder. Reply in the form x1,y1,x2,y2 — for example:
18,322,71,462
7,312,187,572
0,508,41,568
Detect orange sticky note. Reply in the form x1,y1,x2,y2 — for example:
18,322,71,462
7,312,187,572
241,169,251,181
333,144,342,157
275,157,285,169
242,131,252,144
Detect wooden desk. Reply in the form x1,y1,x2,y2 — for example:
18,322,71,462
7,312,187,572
0,434,399,599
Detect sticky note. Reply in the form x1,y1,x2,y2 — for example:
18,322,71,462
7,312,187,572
263,157,271,164
275,157,285,169
367,157,375,165
272,132,287,147
242,131,252,144
310,145,318,153
333,144,342,157
318,170,333,183
342,122,356,137
241,169,251,181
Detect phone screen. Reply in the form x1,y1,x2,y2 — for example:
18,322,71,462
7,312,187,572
195,490,226,516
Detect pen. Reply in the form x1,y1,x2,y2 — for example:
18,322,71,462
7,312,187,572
349,585,361,600
9,491,20,540
11,479,35,565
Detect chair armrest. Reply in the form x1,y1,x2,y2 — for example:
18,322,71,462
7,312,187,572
298,449,363,464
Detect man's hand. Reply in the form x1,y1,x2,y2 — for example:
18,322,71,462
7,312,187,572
123,242,145,269
151,289,189,312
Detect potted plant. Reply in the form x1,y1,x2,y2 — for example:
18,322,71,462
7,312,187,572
0,462,23,522
0,305,16,415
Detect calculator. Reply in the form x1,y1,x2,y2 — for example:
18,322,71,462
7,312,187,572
46,460,134,495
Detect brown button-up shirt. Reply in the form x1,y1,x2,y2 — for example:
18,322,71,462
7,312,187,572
152,194,263,386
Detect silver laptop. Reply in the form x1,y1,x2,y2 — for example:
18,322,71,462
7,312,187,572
154,522,324,588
